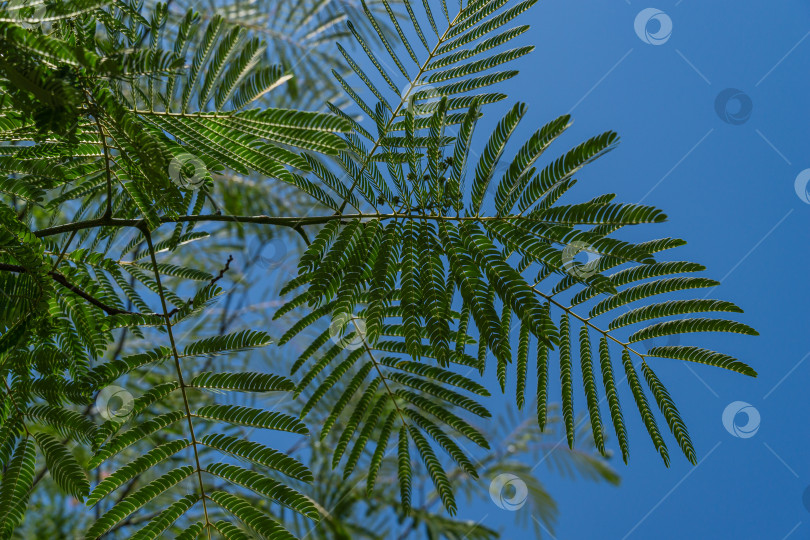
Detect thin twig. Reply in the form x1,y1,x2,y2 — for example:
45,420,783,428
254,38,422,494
209,254,233,287
139,225,212,538
33,212,553,239
0,263,140,316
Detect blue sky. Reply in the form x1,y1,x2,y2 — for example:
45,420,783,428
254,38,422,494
447,1,810,538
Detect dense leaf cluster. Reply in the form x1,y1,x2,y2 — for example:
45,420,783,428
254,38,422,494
0,0,756,538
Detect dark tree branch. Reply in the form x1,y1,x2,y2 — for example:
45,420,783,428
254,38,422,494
0,263,140,316
209,254,233,287
33,212,537,239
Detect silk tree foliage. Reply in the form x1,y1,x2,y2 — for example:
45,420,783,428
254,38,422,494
0,0,756,538
270,394,617,539
152,0,405,112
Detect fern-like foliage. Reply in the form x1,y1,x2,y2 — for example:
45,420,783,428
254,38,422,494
272,0,758,515
0,1,341,537
0,0,758,536
153,0,403,111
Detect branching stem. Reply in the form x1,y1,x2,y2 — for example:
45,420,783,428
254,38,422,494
34,212,555,238
140,225,212,538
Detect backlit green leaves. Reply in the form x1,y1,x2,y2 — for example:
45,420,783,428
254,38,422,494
0,438,36,537
32,432,90,500
0,0,761,533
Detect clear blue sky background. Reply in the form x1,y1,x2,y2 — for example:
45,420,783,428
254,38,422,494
442,1,810,538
